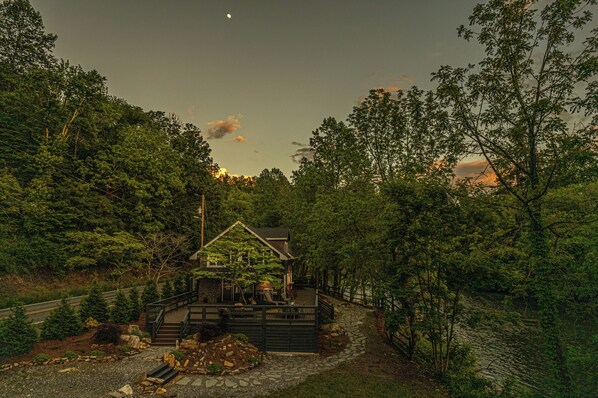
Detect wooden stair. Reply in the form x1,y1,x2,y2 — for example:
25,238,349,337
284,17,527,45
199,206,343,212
147,362,178,385
152,322,180,346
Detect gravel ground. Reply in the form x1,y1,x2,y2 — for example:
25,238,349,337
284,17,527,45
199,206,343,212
0,350,163,398
0,296,367,398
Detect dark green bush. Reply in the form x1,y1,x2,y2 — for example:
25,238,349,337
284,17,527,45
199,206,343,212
62,351,78,359
93,323,121,344
110,290,130,324
233,333,248,344
141,280,159,306
206,362,223,374
89,350,105,358
41,298,82,340
33,353,52,364
0,302,38,357
248,355,260,366
197,322,223,342
78,285,109,323
128,286,142,321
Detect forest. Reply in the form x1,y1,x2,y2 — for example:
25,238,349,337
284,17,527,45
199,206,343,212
0,0,596,397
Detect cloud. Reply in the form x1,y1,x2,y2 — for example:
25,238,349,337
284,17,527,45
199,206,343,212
399,74,416,84
205,115,242,139
291,145,314,163
453,160,497,186
231,135,245,143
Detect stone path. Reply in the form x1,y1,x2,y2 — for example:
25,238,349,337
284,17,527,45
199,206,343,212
170,295,368,397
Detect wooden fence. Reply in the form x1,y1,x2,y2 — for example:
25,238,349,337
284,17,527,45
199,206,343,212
318,282,410,355
186,304,319,353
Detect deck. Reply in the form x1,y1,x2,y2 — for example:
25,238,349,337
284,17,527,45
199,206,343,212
164,287,317,323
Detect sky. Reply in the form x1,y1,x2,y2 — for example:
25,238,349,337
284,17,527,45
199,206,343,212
30,0,485,177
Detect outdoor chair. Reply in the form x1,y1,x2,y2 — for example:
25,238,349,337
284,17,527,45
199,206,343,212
264,290,286,305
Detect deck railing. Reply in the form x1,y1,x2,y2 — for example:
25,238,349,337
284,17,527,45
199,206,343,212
186,304,319,352
179,308,191,340
146,290,197,341
317,295,335,322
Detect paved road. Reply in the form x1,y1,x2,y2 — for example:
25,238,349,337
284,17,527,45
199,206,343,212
0,284,161,324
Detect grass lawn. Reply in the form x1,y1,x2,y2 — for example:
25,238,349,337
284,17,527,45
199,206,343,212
261,312,447,398
263,367,443,398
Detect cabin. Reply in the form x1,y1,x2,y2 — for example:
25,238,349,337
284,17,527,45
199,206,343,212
189,221,295,304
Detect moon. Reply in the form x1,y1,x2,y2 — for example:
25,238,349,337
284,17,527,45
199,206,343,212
226,13,232,19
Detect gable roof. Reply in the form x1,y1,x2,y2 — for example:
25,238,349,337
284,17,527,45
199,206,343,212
247,226,290,241
189,221,295,261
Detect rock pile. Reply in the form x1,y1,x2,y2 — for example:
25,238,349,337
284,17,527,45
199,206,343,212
171,333,263,375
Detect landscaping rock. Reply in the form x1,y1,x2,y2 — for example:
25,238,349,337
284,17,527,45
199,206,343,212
127,325,141,335
118,384,133,396
128,335,141,349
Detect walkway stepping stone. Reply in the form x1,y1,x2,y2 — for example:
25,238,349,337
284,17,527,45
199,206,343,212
177,377,191,386
206,379,218,388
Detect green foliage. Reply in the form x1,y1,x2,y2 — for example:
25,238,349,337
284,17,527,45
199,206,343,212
248,355,260,366
65,230,144,274
89,350,104,359
0,0,57,70
118,345,132,355
78,284,109,323
233,333,248,344
62,351,78,360
0,1,219,278
32,353,52,364
193,223,284,304
141,280,159,306
0,302,38,357
566,334,598,398
41,298,82,340
434,1,597,394
110,290,130,324
170,349,184,361
206,362,223,374
160,279,173,300
83,317,100,329
173,273,188,296
128,286,142,321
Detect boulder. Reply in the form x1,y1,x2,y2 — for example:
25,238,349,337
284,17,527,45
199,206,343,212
118,385,133,396
128,335,141,349
180,339,198,350
127,325,141,335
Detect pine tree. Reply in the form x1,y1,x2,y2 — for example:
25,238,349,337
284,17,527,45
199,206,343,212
141,280,159,307
173,273,187,296
128,286,141,321
110,290,130,324
0,302,38,356
160,279,173,300
78,284,109,323
41,298,82,340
